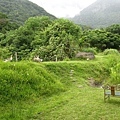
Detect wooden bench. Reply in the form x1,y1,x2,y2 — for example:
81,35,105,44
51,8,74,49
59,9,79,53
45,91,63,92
103,84,120,101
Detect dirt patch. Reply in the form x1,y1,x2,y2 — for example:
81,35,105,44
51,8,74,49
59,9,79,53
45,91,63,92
87,77,102,87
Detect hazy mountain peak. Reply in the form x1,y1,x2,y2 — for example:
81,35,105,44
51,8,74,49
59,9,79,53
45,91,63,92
72,0,120,28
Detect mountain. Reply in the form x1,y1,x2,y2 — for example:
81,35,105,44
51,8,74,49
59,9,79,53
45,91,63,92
0,0,56,25
72,0,120,28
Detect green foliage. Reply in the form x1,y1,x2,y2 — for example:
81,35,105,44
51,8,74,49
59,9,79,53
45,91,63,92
25,16,52,31
3,16,53,60
1,13,120,62
106,24,120,35
109,63,120,85
0,12,7,19
102,53,120,85
80,29,120,51
37,18,81,61
2,17,82,61
0,47,11,60
81,47,98,55
107,55,120,69
0,12,18,33
103,49,120,55
0,12,8,28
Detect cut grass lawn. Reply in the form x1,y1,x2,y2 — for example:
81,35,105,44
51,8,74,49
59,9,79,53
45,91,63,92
27,86,120,120
1,86,120,120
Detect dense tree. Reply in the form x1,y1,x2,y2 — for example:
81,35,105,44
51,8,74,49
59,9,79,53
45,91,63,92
33,18,81,61
1,14,120,61
4,16,53,60
0,12,19,60
2,16,82,61
0,12,19,33
106,24,120,35
80,29,120,51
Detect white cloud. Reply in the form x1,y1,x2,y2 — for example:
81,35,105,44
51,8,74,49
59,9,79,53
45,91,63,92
29,0,97,18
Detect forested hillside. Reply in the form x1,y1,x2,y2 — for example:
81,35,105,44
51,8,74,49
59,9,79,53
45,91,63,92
72,0,120,28
0,0,56,25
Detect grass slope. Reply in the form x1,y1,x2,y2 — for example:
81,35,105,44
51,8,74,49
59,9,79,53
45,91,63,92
0,61,65,103
0,55,120,119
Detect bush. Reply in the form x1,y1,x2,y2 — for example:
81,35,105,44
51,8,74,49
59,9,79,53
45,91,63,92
103,49,119,55
81,47,98,55
108,63,120,85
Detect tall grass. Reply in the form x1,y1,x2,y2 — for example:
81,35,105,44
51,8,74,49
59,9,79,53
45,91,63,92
0,61,65,104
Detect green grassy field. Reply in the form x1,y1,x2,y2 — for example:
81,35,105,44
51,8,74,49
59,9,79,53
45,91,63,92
0,54,120,120
32,87,120,120
1,86,120,120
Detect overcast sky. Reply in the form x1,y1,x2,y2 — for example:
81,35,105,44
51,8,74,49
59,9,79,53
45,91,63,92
29,0,97,18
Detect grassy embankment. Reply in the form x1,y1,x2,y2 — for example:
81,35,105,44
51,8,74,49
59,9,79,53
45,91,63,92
0,54,120,120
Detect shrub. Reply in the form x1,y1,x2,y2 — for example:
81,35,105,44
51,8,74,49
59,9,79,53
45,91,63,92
103,49,119,55
81,47,98,55
108,63,120,85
